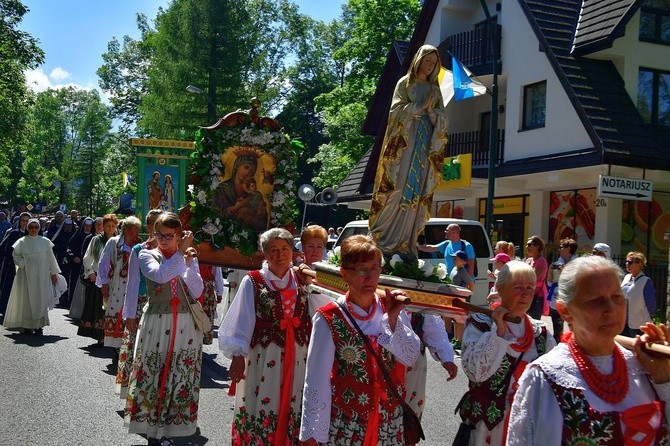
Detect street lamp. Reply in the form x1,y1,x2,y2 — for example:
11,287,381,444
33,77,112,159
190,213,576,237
185,84,217,123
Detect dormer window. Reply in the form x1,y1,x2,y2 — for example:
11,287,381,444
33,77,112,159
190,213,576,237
640,0,670,45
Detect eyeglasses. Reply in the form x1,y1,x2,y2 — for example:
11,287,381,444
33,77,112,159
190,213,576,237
154,231,176,241
625,260,640,265
344,266,382,277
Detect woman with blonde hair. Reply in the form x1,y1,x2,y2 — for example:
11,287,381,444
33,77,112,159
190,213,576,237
621,251,656,337
456,260,554,445
97,216,142,347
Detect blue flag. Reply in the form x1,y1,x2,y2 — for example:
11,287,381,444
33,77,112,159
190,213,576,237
451,55,487,102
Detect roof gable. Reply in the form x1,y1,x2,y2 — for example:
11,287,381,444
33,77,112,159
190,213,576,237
572,0,643,54
518,0,665,168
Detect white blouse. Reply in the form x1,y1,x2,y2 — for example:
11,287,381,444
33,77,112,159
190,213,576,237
507,342,670,446
299,295,421,443
422,313,455,363
136,248,203,301
218,262,297,358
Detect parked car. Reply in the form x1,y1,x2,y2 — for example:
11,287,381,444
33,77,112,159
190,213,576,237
335,218,494,306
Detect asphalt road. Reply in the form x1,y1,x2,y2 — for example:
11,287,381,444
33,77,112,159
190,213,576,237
0,309,468,445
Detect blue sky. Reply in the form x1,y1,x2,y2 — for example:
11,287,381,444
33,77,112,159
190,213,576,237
19,0,345,93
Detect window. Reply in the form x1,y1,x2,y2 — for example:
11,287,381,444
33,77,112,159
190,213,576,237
639,0,670,45
638,67,670,127
522,81,546,130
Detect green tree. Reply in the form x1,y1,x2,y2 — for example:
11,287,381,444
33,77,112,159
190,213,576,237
20,88,112,212
275,17,344,189
0,0,44,205
309,0,421,188
97,14,153,134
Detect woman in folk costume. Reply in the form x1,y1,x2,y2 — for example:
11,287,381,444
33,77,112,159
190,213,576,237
125,212,203,446
116,209,162,398
78,214,118,344
369,44,448,262
97,216,142,348
2,218,60,335
456,261,555,446
198,264,224,345
219,228,312,446
507,256,670,445
404,312,457,420
299,235,421,446
68,217,102,324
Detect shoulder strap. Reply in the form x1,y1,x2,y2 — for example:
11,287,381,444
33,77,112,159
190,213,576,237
336,300,405,406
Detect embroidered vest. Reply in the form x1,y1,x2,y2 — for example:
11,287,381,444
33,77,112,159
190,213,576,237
248,270,311,349
547,379,668,445
319,302,404,422
458,315,549,430
144,252,190,315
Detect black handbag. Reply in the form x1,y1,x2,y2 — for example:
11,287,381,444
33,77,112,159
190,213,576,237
337,301,425,445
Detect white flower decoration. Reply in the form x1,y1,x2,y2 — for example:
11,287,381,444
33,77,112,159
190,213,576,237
436,263,448,280
390,254,403,267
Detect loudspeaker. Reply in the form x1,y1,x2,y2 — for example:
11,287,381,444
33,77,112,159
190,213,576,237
298,184,316,202
321,187,338,205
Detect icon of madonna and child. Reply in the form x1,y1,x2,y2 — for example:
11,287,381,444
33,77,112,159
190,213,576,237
211,147,273,232
148,171,176,212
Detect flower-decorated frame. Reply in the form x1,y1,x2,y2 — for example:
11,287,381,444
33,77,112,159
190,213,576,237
184,100,302,260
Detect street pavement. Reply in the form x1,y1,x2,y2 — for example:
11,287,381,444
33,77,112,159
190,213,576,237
0,308,469,445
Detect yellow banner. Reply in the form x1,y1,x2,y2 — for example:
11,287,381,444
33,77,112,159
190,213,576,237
436,153,472,190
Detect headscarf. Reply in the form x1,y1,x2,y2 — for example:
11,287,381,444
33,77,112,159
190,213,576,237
407,44,441,86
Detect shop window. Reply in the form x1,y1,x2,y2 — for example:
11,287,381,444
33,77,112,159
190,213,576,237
638,67,670,127
640,0,670,45
522,81,546,130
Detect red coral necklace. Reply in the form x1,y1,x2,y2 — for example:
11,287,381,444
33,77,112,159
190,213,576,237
568,337,628,404
509,315,534,352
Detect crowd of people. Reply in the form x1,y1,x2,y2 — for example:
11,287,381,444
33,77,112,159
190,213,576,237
0,206,668,445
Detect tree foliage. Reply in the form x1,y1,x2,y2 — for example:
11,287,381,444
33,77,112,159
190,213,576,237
97,15,152,134
309,0,421,188
0,0,44,204
19,88,115,214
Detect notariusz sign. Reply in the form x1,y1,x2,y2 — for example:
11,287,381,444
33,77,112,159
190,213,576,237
597,175,653,202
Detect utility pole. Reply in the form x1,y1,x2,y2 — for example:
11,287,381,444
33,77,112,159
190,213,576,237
480,0,499,238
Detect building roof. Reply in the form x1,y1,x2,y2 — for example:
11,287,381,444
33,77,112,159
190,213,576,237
572,0,642,54
516,0,669,172
335,146,373,202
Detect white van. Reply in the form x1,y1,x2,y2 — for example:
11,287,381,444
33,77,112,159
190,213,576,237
335,218,494,306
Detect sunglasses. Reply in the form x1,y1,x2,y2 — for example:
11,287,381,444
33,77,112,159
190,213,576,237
625,260,640,264
154,231,176,241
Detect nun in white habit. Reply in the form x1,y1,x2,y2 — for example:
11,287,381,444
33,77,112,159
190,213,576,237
2,218,60,334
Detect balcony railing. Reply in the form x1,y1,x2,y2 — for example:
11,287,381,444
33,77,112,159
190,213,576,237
446,129,505,167
437,23,502,76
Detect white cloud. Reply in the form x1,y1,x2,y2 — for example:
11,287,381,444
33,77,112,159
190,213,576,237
25,67,92,93
49,67,70,81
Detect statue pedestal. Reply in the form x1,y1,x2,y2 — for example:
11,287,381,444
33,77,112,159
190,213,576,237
311,262,472,317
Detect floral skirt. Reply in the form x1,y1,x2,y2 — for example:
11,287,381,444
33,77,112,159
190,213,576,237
125,311,203,439
232,343,307,445
115,295,148,398
405,349,428,418
201,280,217,345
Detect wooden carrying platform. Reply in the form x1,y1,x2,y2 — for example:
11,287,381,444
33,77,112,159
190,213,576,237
311,261,472,316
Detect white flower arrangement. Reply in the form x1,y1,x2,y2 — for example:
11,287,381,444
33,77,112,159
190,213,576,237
189,121,301,255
